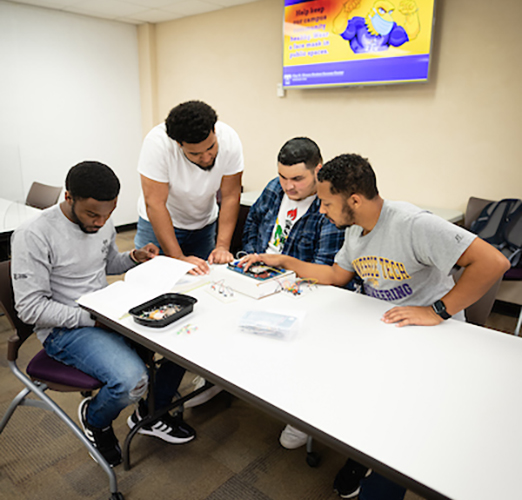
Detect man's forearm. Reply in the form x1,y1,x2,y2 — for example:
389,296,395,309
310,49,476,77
443,238,511,316
443,259,510,316
215,197,240,250
265,254,348,286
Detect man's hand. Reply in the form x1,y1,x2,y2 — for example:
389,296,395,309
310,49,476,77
208,246,234,265
381,305,443,327
239,253,285,272
179,255,210,275
133,243,159,263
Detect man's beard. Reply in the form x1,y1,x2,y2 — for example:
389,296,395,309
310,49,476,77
184,153,217,171
71,202,99,234
195,161,216,171
334,202,356,230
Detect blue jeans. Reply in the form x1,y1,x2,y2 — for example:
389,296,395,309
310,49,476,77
135,217,216,260
360,472,406,500
44,326,185,428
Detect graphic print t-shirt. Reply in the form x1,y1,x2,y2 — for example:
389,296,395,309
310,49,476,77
266,194,315,254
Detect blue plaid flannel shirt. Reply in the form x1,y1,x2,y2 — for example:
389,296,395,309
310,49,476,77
241,178,345,265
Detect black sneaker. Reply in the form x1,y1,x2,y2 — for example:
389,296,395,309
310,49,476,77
333,459,372,498
127,399,196,444
78,397,122,467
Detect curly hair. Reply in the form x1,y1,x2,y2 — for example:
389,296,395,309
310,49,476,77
277,137,323,170
66,161,120,201
317,154,379,199
165,101,218,144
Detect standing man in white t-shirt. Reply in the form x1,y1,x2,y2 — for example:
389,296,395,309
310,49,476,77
135,100,244,275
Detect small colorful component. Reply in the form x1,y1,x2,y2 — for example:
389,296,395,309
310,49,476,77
138,303,183,321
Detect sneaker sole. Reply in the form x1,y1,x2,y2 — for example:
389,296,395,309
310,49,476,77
335,486,361,499
127,415,195,444
279,436,308,449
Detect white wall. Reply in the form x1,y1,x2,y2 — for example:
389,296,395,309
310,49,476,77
0,1,143,225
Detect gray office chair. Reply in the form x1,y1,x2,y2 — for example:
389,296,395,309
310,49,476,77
0,261,124,500
25,181,61,209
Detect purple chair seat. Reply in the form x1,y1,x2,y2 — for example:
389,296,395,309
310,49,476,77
27,350,102,390
505,267,522,280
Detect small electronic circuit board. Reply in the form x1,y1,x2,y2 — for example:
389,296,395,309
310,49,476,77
227,260,288,281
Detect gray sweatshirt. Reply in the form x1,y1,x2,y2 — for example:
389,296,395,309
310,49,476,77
11,204,136,343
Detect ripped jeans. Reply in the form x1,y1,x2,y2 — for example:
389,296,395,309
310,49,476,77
44,326,185,429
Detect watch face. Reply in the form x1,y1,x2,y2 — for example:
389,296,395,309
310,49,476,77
433,300,451,319
433,301,444,314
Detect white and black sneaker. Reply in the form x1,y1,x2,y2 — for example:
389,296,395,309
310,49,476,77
333,459,372,498
78,397,122,467
127,399,196,444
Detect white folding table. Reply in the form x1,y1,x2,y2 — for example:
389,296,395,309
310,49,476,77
79,267,522,500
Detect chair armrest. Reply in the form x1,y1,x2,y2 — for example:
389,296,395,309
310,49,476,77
7,335,21,362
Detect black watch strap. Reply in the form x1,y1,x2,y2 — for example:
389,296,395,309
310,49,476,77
432,299,451,320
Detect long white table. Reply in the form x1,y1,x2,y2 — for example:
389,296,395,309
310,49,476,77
79,267,522,500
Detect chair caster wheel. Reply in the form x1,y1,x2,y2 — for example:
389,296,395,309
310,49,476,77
110,492,124,500
306,452,321,467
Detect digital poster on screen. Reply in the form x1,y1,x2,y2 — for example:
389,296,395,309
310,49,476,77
283,0,436,88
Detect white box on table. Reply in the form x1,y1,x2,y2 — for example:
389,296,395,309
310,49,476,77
212,264,295,299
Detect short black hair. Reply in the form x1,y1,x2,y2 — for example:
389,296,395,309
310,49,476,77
317,154,379,199
277,137,322,170
65,161,120,201
165,100,218,144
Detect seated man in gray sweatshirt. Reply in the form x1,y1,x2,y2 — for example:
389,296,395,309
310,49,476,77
11,161,195,468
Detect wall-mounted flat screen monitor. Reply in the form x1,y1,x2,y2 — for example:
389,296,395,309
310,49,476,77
283,0,436,88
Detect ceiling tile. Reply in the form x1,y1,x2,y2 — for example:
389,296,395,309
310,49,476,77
122,8,185,23
64,0,146,17
207,0,258,6
162,1,221,17
6,0,261,24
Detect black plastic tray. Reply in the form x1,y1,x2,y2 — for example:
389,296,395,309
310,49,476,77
129,293,197,328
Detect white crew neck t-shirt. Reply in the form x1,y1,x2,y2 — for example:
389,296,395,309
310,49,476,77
137,121,244,230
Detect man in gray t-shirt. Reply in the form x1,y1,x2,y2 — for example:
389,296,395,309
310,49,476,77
240,153,510,499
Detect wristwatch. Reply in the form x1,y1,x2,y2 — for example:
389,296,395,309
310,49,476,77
432,299,451,320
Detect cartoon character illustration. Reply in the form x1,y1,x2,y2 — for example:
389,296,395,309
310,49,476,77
333,0,420,54
273,221,284,248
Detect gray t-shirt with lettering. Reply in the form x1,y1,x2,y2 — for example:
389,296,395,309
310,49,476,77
335,200,476,320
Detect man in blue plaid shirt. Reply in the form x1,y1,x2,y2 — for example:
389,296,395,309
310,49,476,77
242,137,344,266
241,137,344,450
